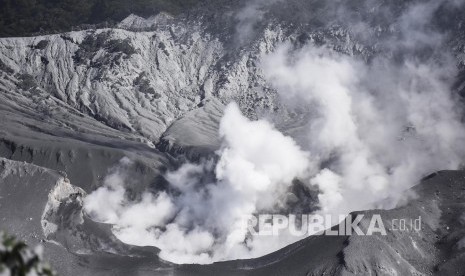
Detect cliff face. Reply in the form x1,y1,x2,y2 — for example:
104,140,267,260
0,3,380,151
1,0,465,150
0,13,267,139
0,20,222,140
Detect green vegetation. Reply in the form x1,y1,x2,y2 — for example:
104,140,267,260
0,232,54,276
0,0,202,37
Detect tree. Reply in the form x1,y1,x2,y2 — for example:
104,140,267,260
0,232,54,276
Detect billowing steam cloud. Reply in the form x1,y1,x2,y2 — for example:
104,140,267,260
234,0,281,44
85,104,311,263
84,0,465,265
259,0,465,216
262,43,465,216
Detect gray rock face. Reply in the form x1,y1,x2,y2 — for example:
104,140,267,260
0,158,171,276
0,1,385,154
0,26,224,140
157,98,224,160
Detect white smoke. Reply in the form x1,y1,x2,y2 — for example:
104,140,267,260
258,0,465,217
84,103,311,263
83,0,465,265
234,0,282,45
261,43,465,217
